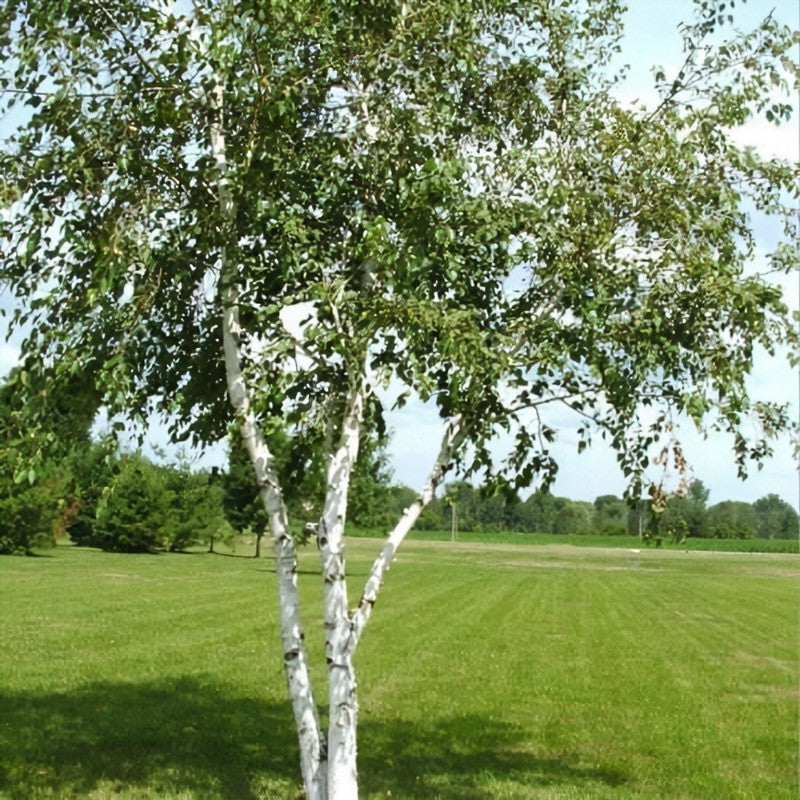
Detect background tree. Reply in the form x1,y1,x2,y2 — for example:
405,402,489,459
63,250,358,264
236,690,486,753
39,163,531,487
91,454,174,553
221,425,397,549
752,494,798,540
73,450,229,553
384,485,417,527
441,481,482,533
520,489,559,534
593,495,628,536
333,432,395,531
0,468,66,554
551,499,592,536
656,479,710,539
161,457,229,553
0,365,101,552
2,2,798,798
705,501,759,540
221,429,271,553
63,440,117,547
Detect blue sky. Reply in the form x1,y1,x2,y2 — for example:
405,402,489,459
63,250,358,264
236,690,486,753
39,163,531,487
1,1,797,507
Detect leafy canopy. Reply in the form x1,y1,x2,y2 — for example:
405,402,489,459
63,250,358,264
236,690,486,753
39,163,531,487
1,0,798,500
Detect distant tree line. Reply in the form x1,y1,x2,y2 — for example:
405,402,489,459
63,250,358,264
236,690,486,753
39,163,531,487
0,436,407,555
413,479,797,542
1,363,796,553
0,359,412,553
0,440,229,555
3,440,794,555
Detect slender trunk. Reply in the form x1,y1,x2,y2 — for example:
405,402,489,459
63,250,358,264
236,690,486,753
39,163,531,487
349,416,464,652
318,381,367,799
210,77,326,800
318,415,464,799
327,653,358,799
222,269,327,800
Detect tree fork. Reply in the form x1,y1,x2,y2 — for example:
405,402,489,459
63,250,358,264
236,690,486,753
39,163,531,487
211,74,326,800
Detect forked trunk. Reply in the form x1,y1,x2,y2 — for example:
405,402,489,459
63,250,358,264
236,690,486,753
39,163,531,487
214,72,462,788
211,75,326,800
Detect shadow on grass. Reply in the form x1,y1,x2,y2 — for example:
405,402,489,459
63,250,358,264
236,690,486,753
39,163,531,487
359,714,627,799
0,677,626,799
0,677,300,800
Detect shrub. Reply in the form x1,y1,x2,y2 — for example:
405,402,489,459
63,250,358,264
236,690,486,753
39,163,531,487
0,481,62,553
92,455,174,552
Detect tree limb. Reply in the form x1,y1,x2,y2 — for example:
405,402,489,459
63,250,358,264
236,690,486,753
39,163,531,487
347,414,466,655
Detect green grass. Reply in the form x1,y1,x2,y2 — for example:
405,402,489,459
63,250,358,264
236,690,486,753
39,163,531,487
1,539,798,799
350,527,800,553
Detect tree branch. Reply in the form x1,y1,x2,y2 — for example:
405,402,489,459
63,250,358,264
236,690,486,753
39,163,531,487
347,414,466,654
85,0,166,85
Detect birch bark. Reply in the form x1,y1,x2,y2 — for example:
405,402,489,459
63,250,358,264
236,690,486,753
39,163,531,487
349,416,464,652
212,69,462,798
317,381,367,800
210,78,326,800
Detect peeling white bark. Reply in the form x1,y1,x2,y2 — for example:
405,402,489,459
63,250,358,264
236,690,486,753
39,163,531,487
349,415,465,653
211,77,326,800
223,307,327,800
211,70,466,799
318,381,367,800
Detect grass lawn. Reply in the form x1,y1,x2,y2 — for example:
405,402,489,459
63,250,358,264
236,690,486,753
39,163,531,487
348,529,800,553
1,538,797,799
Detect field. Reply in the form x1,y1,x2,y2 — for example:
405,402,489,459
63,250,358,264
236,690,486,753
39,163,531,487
1,538,798,799
348,529,800,553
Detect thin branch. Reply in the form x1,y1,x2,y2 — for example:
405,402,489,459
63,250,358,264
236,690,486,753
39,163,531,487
85,0,166,84
0,86,179,99
504,387,597,415
347,414,466,655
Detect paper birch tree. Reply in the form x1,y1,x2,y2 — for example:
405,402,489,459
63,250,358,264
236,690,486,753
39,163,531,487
1,1,798,797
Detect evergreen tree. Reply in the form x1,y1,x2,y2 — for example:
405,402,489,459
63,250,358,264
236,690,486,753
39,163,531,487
347,434,395,530
93,454,174,553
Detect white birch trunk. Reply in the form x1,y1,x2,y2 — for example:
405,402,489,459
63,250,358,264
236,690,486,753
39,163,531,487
210,78,326,800
348,415,464,652
317,382,367,800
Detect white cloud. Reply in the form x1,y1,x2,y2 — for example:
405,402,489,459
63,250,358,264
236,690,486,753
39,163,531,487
0,341,19,378
728,116,798,162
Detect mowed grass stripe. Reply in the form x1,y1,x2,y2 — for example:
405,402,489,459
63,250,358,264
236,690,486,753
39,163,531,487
1,549,287,695
350,541,799,799
1,540,797,799
585,571,795,798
